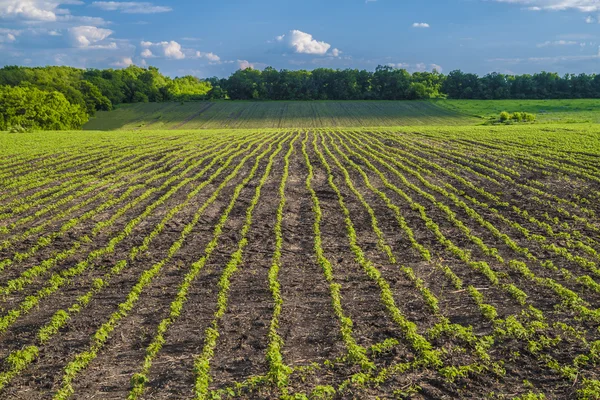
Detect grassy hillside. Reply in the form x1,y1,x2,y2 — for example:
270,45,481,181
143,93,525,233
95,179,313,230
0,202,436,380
83,99,600,130
83,100,475,130
436,98,600,124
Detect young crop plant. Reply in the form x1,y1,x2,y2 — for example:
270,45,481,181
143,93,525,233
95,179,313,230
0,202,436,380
0,139,245,335
300,132,373,372
0,143,169,221
264,134,299,394
313,133,442,368
192,136,290,399
325,131,499,375
0,148,189,267
52,135,280,400
0,136,267,392
341,132,598,371
0,139,175,217
127,135,289,400
355,131,600,304
2,126,600,399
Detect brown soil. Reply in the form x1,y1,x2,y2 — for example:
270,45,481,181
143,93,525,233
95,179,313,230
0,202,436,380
0,131,598,400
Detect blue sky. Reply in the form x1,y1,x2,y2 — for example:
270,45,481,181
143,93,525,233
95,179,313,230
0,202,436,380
0,0,599,77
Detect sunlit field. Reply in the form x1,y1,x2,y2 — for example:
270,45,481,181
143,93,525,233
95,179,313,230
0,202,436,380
1,126,599,399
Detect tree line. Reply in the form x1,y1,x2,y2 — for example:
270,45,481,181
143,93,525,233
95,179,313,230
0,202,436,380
2,64,600,130
210,67,600,100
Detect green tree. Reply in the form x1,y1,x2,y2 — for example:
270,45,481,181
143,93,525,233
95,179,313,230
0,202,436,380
0,86,88,130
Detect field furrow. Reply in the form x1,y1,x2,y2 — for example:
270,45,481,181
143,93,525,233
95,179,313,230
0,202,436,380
1,126,598,399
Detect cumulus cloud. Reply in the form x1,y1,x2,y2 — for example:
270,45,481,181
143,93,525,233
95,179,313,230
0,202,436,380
0,1,112,27
192,50,220,62
430,63,443,73
91,2,172,14
493,0,600,12
141,40,185,59
59,14,109,26
68,25,113,48
537,40,578,47
275,30,339,56
412,22,430,28
387,62,410,68
140,48,152,57
0,0,84,21
237,59,267,70
0,28,20,43
111,56,133,67
238,59,254,70
0,32,16,42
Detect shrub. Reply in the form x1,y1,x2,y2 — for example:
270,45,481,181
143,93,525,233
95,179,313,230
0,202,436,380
498,111,536,123
9,125,30,133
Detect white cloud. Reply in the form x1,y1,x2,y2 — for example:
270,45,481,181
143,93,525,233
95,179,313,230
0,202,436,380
111,56,133,67
585,15,595,23
387,62,410,68
331,48,341,57
412,22,430,28
193,50,220,62
91,2,172,14
58,14,109,26
68,25,113,48
430,63,443,73
0,1,110,27
140,48,152,57
0,32,16,42
0,0,83,22
276,30,337,55
162,41,184,59
0,28,20,41
537,40,578,47
237,59,267,70
493,0,600,12
238,59,254,70
141,40,185,59
54,53,66,63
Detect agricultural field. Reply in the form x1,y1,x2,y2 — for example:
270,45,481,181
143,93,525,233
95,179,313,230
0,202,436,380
82,99,600,131
83,101,476,130
0,125,600,399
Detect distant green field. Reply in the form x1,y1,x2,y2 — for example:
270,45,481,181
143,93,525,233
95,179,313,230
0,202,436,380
436,98,600,124
83,100,475,130
83,99,600,130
